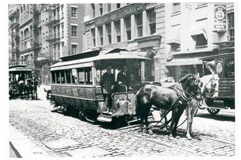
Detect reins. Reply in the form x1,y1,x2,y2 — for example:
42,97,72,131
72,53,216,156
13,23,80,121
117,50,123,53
149,83,196,129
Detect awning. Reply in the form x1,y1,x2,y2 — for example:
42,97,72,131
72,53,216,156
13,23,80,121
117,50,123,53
165,58,202,67
190,28,207,40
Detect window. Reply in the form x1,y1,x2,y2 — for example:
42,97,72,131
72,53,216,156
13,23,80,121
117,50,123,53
124,17,131,40
51,72,56,83
66,69,71,84
91,4,95,18
107,3,111,12
72,44,77,54
114,20,121,42
61,5,64,18
57,44,60,59
71,25,77,37
116,3,120,9
147,9,156,35
61,23,64,38
99,4,103,16
71,69,78,84
228,12,234,41
77,67,92,84
60,71,65,83
135,13,143,37
173,3,180,14
91,28,96,47
71,7,77,18
195,34,207,47
98,26,103,45
106,23,111,44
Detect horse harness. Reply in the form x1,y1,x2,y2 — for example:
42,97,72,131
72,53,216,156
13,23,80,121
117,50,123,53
150,83,196,129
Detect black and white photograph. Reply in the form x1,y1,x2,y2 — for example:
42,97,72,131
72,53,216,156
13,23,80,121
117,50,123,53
5,2,239,159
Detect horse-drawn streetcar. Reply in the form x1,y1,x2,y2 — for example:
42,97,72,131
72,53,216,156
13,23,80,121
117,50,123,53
9,64,35,99
49,48,151,123
200,42,235,115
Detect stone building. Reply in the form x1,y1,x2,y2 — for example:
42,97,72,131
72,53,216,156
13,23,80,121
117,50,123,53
83,3,235,82
164,3,235,81
8,4,85,84
83,3,165,82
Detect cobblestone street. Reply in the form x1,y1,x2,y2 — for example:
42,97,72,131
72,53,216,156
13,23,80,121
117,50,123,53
9,86,236,158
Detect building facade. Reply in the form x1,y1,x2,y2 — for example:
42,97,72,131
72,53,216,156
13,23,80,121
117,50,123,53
8,4,85,84
164,3,235,81
83,3,165,82
83,3,235,82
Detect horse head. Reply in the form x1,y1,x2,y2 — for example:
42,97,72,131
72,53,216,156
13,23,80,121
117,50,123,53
179,73,202,100
200,74,219,99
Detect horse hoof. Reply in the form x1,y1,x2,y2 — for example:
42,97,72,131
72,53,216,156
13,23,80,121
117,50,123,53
148,129,153,135
187,136,192,140
168,136,175,140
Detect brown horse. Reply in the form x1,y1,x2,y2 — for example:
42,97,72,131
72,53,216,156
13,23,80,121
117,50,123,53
136,74,202,139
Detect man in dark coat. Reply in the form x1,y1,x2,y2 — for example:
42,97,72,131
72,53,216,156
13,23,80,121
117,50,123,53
100,66,115,109
117,66,130,89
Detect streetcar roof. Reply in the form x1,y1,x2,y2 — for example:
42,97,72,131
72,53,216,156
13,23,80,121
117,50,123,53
199,52,234,61
9,67,32,72
51,50,150,71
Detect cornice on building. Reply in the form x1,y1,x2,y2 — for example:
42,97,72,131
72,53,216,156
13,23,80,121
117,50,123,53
83,3,147,26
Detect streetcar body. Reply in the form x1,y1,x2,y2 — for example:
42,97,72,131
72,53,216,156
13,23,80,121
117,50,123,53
201,42,235,114
50,48,150,122
9,64,32,99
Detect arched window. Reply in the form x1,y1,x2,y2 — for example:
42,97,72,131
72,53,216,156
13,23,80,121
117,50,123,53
24,28,29,39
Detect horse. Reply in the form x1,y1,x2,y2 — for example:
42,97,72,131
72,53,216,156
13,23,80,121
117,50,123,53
186,73,219,140
18,79,34,99
136,73,202,139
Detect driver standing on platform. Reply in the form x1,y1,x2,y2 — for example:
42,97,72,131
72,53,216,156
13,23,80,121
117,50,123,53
100,66,115,110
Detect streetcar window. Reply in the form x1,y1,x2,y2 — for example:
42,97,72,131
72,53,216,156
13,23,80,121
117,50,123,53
96,70,102,85
66,69,71,84
77,67,93,85
71,69,78,84
56,71,60,84
78,68,85,84
60,70,65,84
51,72,56,83
85,67,92,84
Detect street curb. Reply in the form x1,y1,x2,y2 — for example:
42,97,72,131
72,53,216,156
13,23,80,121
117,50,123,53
9,125,53,158
9,141,22,158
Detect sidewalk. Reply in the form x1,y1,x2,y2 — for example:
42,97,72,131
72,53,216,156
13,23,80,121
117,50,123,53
9,125,53,158
9,84,53,158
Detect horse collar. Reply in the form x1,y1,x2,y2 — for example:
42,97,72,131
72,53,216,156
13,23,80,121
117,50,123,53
178,83,191,102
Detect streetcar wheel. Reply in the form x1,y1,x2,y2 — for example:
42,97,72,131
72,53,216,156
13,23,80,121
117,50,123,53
207,108,220,115
205,98,214,106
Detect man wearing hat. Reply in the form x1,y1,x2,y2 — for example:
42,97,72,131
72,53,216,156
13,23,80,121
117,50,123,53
100,66,115,109
117,66,130,88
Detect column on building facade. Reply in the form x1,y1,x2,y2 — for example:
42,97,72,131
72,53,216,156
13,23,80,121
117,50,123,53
95,27,98,47
142,10,147,37
131,14,135,40
120,18,125,42
103,24,107,45
111,21,115,44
